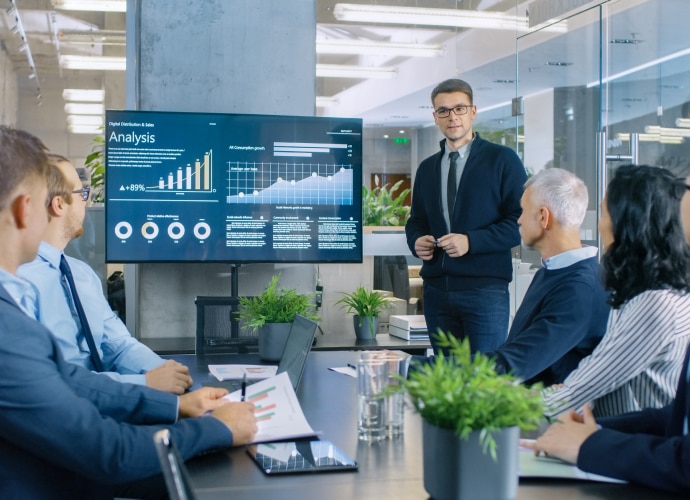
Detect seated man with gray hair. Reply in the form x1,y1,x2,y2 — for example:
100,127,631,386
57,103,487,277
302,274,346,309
484,168,610,386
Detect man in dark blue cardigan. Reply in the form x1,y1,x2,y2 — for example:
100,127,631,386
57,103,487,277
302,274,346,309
406,78,526,354
485,168,609,386
524,171,690,494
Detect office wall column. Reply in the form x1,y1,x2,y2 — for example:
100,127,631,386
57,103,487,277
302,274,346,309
127,0,316,340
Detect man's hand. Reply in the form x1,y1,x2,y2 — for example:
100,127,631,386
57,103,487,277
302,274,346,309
146,360,193,394
178,387,229,418
521,403,599,464
437,233,469,257
211,402,258,446
415,235,437,261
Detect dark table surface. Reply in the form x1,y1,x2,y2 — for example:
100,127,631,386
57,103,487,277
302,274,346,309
169,351,684,500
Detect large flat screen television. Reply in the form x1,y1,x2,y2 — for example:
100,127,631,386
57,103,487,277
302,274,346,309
104,110,363,263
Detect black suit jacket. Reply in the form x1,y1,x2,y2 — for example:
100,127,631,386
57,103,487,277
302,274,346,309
578,343,690,494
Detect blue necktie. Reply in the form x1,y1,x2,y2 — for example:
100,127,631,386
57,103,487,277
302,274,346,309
59,255,104,372
447,151,460,216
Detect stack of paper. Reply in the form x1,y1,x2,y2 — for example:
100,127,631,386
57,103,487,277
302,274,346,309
388,314,429,341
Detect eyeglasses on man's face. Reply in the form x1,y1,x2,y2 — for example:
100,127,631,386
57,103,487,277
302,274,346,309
435,104,473,118
72,187,90,201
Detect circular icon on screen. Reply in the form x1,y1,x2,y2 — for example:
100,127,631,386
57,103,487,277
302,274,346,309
141,221,159,240
167,222,185,240
114,221,133,239
193,222,211,240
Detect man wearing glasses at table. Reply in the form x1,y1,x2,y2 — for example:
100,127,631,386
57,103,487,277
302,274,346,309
12,154,193,394
406,78,527,355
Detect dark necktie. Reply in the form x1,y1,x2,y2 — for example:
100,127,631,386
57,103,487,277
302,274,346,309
447,151,460,216
59,255,104,372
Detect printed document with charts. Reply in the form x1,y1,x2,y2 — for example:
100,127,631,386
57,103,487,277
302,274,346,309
223,372,318,444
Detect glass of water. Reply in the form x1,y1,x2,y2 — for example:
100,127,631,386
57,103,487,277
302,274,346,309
357,358,388,442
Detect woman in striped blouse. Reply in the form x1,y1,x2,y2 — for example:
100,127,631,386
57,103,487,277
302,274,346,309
543,165,690,418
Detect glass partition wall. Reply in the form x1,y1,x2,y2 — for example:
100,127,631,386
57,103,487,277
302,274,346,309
512,0,690,313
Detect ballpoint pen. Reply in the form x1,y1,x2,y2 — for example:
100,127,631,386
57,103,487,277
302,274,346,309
347,363,357,370
241,373,247,402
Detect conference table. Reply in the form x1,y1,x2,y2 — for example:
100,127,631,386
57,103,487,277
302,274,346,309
172,351,684,499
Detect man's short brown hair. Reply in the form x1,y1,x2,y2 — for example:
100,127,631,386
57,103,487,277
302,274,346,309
0,126,49,211
46,154,74,204
431,79,474,105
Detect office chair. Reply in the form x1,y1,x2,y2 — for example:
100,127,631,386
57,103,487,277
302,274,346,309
152,429,197,500
195,296,258,355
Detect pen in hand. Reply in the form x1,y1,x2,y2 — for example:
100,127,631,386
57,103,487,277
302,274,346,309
241,373,247,402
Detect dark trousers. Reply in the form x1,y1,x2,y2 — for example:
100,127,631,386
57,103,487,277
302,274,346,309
423,282,509,355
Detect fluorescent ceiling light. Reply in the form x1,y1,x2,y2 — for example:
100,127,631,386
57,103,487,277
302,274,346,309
617,132,684,145
69,124,104,135
59,29,126,46
333,4,566,33
676,118,690,128
316,64,396,79
644,125,690,137
63,89,105,102
52,0,126,12
316,39,443,58
60,55,126,71
316,96,338,107
67,115,104,126
64,103,104,115
587,46,690,88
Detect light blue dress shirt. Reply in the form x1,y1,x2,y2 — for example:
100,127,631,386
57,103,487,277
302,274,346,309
14,241,163,384
542,245,598,270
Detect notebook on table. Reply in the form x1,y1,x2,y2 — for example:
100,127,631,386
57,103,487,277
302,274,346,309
207,314,318,392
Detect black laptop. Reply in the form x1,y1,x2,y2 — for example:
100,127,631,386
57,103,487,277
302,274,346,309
211,314,318,392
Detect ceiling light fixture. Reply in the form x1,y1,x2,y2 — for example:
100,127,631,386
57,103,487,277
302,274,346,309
316,39,443,58
64,102,105,115
316,96,338,107
587,46,690,88
332,3,567,33
59,55,126,70
67,115,104,127
59,29,126,46
617,132,683,145
316,64,396,79
63,89,105,102
52,0,126,12
644,125,690,137
69,124,104,135
676,118,690,128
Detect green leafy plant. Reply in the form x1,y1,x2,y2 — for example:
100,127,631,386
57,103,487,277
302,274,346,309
335,286,391,337
362,176,411,226
236,274,319,333
401,331,544,460
84,135,105,203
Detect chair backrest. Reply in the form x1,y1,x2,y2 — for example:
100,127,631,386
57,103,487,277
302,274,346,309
152,429,197,500
195,296,258,355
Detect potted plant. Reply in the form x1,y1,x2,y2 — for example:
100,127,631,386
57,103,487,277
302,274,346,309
335,286,391,339
84,135,105,203
401,332,543,500
362,176,411,227
236,274,318,361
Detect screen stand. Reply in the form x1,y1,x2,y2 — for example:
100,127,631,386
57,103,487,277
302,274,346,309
230,263,241,339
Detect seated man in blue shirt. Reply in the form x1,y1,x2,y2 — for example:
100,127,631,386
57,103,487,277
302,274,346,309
14,154,192,394
484,168,609,385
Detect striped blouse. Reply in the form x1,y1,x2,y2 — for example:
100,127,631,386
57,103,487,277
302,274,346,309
542,289,690,418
